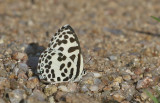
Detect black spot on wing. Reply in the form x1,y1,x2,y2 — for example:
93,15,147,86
48,74,51,78
67,62,71,68
51,69,55,78
60,63,65,70
58,47,64,51
63,77,69,81
61,73,65,77
50,79,55,82
74,54,81,80
57,77,61,81
67,31,73,34
70,55,76,62
45,69,49,73
69,68,74,79
65,25,75,33
62,40,67,44
64,35,68,39
68,46,79,53
70,37,75,43
64,68,68,73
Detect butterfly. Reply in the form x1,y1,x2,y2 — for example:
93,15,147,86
37,24,86,84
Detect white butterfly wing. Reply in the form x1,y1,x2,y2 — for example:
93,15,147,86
37,24,84,84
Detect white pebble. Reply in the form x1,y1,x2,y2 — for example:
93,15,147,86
81,85,89,92
67,83,78,92
93,72,102,78
94,78,102,85
89,85,99,92
58,85,68,92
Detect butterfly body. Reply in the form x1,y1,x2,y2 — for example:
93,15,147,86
37,24,85,84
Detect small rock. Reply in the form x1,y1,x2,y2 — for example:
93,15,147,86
0,69,7,77
0,77,10,90
122,75,131,81
80,85,89,92
111,82,120,90
0,98,6,103
121,82,136,101
65,93,99,103
94,78,102,85
10,79,19,89
55,91,67,102
67,83,78,92
28,69,33,77
18,71,28,79
48,96,56,103
26,77,39,89
134,68,143,75
44,85,57,96
13,67,19,76
112,93,125,102
141,92,148,101
18,63,28,72
136,77,153,89
93,72,102,78
58,85,68,92
114,76,123,83
89,85,99,92
9,89,27,103
11,52,28,61
109,55,117,61
81,73,94,85
103,85,112,91
101,76,109,85
27,89,47,103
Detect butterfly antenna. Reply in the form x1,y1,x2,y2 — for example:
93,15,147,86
84,56,92,66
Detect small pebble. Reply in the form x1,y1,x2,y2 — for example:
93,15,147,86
81,85,89,92
93,72,102,78
94,78,102,85
28,69,33,77
89,85,99,92
112,93,125,102
122,75,131,81
0,69,7,77
141,92,148,101
136,77,153,89
109,55,117,61
26,77,39,89
0,98,5,103
0,77,10,90
58,85,68,92
27,89,47,103
11,52,28,61
114,76,123,83
9,89,27,103
67,83,78,92
18,63,28,72
111,82,120,90
18,71,28,79
44,85,57,96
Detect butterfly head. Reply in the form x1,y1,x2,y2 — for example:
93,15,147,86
82,69,87,76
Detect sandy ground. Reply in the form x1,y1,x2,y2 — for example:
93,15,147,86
0,0,160,103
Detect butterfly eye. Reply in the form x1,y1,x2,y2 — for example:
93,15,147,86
82,70,86,76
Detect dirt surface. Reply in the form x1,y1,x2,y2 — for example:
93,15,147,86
0,0,160,103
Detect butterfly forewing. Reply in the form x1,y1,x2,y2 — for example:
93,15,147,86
37,24,84,84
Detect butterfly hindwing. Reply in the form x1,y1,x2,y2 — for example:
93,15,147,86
37,24,84,84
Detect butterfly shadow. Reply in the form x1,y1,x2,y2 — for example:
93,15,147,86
25,43,45,75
